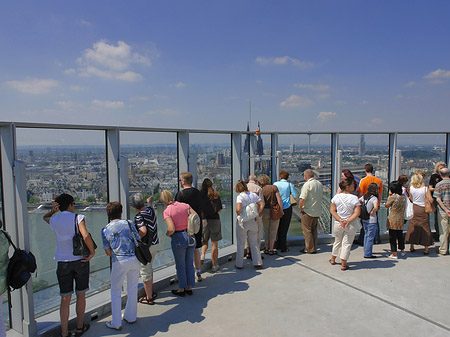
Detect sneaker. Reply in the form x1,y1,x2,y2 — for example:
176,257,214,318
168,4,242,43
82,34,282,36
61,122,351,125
211,264,220,272
105,321,122,331
200,255,205,264
196,271,202,282
387,254,398,259
400,251,406,257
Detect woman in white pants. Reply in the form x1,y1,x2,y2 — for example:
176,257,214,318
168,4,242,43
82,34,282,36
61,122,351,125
102,202,141,331
329,179,361,271
235,180,264,269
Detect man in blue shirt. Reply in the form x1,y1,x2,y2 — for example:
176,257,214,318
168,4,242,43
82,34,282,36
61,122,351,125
274,171,298,252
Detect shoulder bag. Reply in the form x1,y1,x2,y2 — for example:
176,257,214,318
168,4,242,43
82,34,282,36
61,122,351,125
404,195,414,220
237,193,259,223
73,214,97,256
424,187,436,213
270,186,284,220
289,183,297,206
127,221,152,265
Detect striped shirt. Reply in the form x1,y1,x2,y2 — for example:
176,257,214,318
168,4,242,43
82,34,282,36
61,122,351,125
135,206,159,245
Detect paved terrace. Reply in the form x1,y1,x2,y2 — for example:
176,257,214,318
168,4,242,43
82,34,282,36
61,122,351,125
44,242,450,337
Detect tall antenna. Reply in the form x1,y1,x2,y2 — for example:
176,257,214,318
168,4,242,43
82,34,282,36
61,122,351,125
249,100,252,130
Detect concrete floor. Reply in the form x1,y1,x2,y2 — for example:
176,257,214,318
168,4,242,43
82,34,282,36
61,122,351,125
79,242,450,337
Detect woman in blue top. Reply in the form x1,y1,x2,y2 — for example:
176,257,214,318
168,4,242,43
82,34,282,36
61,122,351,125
274,170,298,252
102,202,141,331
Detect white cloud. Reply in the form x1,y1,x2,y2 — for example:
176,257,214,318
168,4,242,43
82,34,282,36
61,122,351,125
80,19,92,27
280,95,314,108
4,78,59,94
64,68,76,75
256,56,314,69
175,82,186,88
91,99,125,109
147,108,179,116
69,85,86,91
424,69,450,80
76,40,152,82
404,81,416,88
294,83,330,91
334,100,347,105
317,111,336,123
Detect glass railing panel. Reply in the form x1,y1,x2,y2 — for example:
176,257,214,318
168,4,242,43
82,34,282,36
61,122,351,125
120,131,178,269
189,133,233,248
278,134,332,235
397,133,446,233
339,134,389,231
16,128,109,317
0,144,8,332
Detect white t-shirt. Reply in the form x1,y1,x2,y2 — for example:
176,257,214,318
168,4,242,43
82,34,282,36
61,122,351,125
236,191,261,207
410,186,426,207
50,211,86,262
359,195,378,223
331,193,360,219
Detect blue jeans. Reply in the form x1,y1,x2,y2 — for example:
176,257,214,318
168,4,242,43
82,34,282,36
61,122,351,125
362,221,377,257
171,231,196,289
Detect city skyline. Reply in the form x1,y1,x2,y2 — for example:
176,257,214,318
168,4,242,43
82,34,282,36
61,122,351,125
1,1,449,136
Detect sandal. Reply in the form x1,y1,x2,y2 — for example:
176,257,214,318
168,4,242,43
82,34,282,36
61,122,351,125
74,323,90,337
264,249,270,255
268,250,274,255
341,265,350,271
138,296,155,305
329,259,336,265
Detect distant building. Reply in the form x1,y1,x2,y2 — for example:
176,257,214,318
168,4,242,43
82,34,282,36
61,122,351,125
290,142,295,154
255,122,264,156
358,134,366,156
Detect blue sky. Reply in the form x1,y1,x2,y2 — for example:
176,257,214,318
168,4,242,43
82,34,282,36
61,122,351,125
1,0,449,135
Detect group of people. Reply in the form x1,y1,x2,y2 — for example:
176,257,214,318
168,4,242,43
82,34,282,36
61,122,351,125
4,162,446,335
40,171,224,334
329,162,450,271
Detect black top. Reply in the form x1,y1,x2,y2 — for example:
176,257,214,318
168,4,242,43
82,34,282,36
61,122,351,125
429,173,443,198
134,206,159,245
200,195,222,220
175,187,203,219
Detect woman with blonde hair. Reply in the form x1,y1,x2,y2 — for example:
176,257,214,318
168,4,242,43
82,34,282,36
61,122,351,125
235,180,264,269
162,190,198,296
258,174,283,255
405,174,434,254
329,179,361,271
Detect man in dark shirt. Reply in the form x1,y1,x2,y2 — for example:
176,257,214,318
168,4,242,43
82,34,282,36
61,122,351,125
175,172,203,281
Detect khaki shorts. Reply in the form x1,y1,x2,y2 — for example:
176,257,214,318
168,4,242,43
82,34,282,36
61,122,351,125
139,244,158,282
202,219,222,244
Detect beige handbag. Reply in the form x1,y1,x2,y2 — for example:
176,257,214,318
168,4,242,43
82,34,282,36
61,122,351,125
424,187,436,214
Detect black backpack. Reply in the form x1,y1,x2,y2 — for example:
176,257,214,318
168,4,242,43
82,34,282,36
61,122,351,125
359,198,371,221
1,230,37,290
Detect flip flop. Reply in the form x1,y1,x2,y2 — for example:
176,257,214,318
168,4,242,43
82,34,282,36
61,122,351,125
138,296,155,305
341,265,350,271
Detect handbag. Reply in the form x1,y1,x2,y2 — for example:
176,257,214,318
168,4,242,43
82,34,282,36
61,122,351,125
404,195,414,220
237,193,259,223
127,221,152,265
270,187,284,220
289,183,297,206
73,214,97,256
424,187,436,214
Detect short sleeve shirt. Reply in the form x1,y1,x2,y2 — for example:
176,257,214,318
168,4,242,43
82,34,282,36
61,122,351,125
101,219,140,263
359,176,383,202
49,211,86,262
359,195,377,223
299,178,323,217
236,192,261,207
434,179,450,209
135,206,159,245
331,193,360,219
274,180,298,210
163,202,190,231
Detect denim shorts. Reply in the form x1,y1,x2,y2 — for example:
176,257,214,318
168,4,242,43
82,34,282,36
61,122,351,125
56,260,90,296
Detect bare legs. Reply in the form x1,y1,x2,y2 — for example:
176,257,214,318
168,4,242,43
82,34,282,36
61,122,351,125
60,292,86,337
201,241,219,266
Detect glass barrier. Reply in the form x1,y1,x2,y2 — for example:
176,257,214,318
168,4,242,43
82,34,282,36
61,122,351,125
241,133,272,180
120,131,178,269
397,134,446,233
278,134,332,235
0,146,9,331
339,134,389,231
16,128,109,317
189,133,233,248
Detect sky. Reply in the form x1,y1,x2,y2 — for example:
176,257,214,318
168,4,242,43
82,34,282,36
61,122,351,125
1,0,450,139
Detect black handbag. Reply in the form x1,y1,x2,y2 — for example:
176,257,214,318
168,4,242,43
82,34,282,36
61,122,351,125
73,214,97,256
127,221,152,265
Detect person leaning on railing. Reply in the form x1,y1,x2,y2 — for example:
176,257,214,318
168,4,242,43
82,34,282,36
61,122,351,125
329,179,361,271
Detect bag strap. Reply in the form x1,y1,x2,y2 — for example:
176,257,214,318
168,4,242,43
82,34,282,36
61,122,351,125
1,230,16,251
337,194,353,214
74,214,79,235
127,221,139,246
